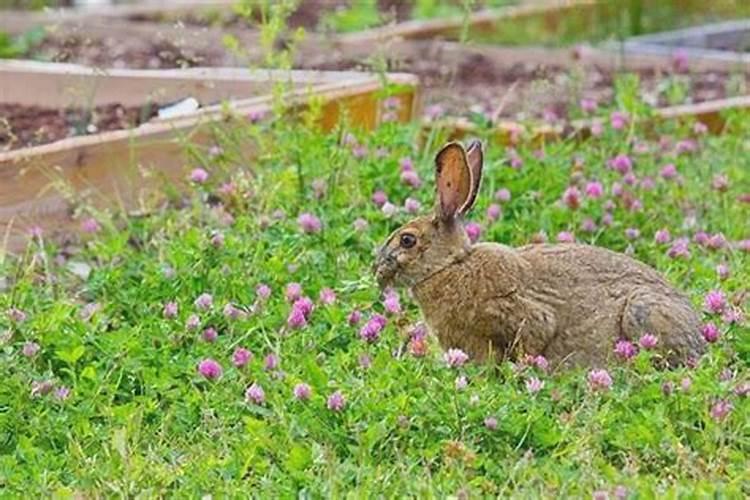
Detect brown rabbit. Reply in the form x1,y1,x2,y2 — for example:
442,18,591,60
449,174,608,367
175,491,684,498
373,140,705,368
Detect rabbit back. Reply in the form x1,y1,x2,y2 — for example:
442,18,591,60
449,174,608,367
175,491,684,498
412,242,704,367
518,244,704,366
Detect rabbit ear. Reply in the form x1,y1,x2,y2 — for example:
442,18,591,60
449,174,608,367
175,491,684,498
435,142,472,221
460,139,483,215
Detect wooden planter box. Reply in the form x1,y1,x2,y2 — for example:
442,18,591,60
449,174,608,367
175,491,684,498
0,61,419,252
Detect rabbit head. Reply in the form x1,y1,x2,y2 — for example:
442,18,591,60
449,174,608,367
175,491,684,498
374,140,484,289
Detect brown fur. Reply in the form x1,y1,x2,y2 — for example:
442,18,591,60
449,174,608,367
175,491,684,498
373,141,705,368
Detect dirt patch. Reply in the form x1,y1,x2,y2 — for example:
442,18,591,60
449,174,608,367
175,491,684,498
287,0,350,30
123,0,500,32
126,0,351,31
29,32,231,69
306,44,749,122
0,102,160,151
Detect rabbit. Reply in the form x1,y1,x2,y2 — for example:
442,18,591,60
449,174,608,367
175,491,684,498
373,140,705,368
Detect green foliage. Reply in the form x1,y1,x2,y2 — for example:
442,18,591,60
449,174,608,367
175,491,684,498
0,67,748,498
0,0,65,8
320,0,512,34
0,27,45,59
320,0,382,33
471,0,750,46
233,0,305,69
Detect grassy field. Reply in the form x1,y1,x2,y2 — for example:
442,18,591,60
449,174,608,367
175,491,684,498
0,79,748,496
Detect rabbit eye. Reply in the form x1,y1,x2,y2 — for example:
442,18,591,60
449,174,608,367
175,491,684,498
399,233,417,249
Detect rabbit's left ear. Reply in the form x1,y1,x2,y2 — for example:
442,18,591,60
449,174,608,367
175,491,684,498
460,139,483,215
435,142,472,221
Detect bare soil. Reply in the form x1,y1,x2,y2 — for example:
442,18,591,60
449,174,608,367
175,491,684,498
306,45,749,122
29,32,232,69
125,0,352,31
0,102,159,151
124,0,498,31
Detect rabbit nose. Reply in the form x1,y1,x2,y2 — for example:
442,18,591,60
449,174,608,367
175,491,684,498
373,247,386,271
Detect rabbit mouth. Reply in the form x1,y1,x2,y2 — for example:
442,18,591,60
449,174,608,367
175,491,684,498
373,252,398,289
375,266,396,289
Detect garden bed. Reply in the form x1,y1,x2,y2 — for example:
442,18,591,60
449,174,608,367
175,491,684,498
121,0,348,32
0,61,420,252
105,0,515,33
0,15,245,69
29,30,231,69
307,41,750,125
0,0,517,70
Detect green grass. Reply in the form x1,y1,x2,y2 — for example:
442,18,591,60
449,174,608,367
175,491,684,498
469,0,750,47
0,27,45,59
0,0,68,8
320,0,514,34
0,82,748,496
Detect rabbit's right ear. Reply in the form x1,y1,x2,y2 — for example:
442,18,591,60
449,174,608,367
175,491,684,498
434,142,472,221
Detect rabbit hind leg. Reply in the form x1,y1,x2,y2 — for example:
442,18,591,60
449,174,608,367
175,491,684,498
621,289,705,365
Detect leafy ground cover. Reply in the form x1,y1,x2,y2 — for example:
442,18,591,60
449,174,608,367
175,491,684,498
318,0,513,34
0,79,748,497
469,0,750,46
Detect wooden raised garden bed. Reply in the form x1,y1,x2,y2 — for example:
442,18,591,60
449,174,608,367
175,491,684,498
0,60,419,252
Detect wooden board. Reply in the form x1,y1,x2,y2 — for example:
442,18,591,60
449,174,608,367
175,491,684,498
0,60,377,107
0,1,238,31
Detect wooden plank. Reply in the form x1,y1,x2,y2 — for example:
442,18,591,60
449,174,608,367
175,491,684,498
0,70,419,253
0,1,238,29
75,0,238,19
0,60,375,107
653,95,750,132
